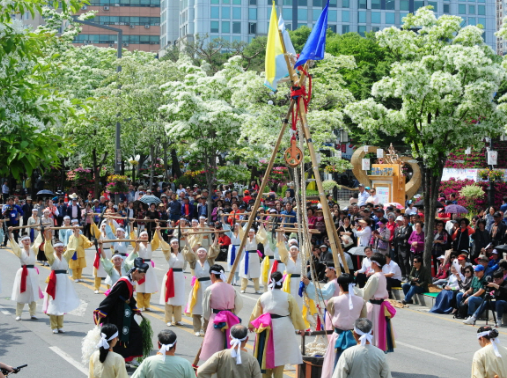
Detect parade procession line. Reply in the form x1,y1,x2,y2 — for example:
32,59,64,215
3,246,298,377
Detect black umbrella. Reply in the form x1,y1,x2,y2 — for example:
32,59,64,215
413,199,444,208
494,244,507,253
36,189,54,196
139,195,161,206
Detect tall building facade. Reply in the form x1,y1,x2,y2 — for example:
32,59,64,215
160,0,496,52
73,0,161,52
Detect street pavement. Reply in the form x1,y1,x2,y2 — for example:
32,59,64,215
0,243,505,378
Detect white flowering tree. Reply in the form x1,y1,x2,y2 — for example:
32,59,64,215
0,0,85,180
160,56,244,212
345,8,507,276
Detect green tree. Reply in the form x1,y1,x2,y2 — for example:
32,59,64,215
345,8,507,281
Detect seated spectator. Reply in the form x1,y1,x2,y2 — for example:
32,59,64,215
401,255,429,305
382,255,402,299
430,265,461,314
451,265,474,316
433,255,450,285
458,265,487,325
354,247,373,288
477,254,497,280
472,269,507,327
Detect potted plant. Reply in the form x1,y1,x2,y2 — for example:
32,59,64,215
478,169,490,181
105,175,129,195
489,170,504,182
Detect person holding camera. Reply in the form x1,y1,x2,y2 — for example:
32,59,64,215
471,270,507,327
460,265,487,325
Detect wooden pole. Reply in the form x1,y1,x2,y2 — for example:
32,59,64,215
227,101,295,283
100,239,141,243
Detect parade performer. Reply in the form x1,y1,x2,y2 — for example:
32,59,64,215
183,235,220,336
8,227,42,321
249,271,304,378
91,221,112,294
354,253,396,353
260,215,286,292
88,324,128,378
105,220,132,259
67,226,93,282
58,216,72,246
472,326,507,378
278,242,304,311
36,208,53,265
321,273,366,378
222,217,241,286
158,236,186,327
238,223,266,294
93,257,149,363
198,216,212,251
42,233,81,334
100,250,132,289
130,228,161,311
200,264,243,361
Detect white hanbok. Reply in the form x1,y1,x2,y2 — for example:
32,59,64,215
249,289,305,366
238,226,265,280
42,243,80,315
10,239,41,304
134,234,161,294
101,258,129,287
105,224,129,259
278,241,304,310
224,224,241,271
159,250,186,306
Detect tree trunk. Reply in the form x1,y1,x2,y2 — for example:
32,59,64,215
137,154,147,183
206,150,215,219
121,160,125,175
170,149,182,178
131,157,136,183
163,141,169,181
422,160,444,283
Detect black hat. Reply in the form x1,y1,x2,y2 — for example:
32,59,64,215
133,257,150,273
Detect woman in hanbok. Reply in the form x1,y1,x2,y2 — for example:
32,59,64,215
67,226,94,282
260,218,286,292
321,273,366,378
158,236,186,326
238,224,266,293
249,271,305,377
8,228,42,321
222,217,241,285
183,234,220,336
88,324,128,378
37,208,54,265
42,235,81,333
106,220,132,259
278,242,304,311
354,252,396,353
430,265,461,314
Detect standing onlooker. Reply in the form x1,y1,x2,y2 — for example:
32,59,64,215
2,181,9,203
484,206,496,232
471,219,491,261
3,197,22,245
82,204,93,239
357,184,369,207
490,212,506,247
393,215,412,280
452,218,474,254
21,197,33,233
56,198,67,227
333,318,392,378
65,194,81,223
401,255,428,305
407,221,424,265
432,220,449,270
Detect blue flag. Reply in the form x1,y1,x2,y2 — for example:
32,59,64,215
294,0,329,68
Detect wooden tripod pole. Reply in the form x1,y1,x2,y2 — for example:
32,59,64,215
227,101,295,283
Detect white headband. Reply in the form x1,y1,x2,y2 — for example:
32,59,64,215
20,235,31,241
140,231,148,237
211,270,226,281
196,248,207,254
97,331,118,350
477,331,501,357
53,242,64,248
199,216,206,219
354,326,373,346
112,254,123,260
116,228,125,233
63,216,70,220
71,219,79,223
348,283,356,310
159,341,177,360
372,261,382,268
230,335,247,364
170,238,178,244
268,278,284,290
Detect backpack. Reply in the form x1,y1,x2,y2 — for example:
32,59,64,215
454,300,468,319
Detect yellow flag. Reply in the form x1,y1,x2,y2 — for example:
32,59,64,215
264,2,288,91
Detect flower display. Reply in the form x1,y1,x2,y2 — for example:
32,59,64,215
105,175,129,194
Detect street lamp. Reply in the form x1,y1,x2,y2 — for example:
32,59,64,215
72,17,123,204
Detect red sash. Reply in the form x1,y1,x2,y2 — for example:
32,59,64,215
93,248,102,269
20,265,29,293
116,277,134,298
46,270,57,300
164,268,175,302
271,260,279,276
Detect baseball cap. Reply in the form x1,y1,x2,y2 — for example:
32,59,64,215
474,265,485,272
395,216,404,222
478,255,489,262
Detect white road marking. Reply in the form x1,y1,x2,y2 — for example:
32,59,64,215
1,309,10,315
68,300,88,317
396,341,458,360
49,346,87,375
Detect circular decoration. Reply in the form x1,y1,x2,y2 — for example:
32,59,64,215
284,140,303,168
125,308,131,317
122,326,129,335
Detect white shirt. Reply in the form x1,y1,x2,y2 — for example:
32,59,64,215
357,190,369,206
382,260,402,281
405,206,418,215
354,226,372,247
366,195,379,205
358,257,372,274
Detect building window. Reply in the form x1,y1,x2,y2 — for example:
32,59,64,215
342,10,349,22
478,4,485,14
211,0,219,3
223,0,230,3
342,24,349,33
358,11,366,23
371,0,380,9
371,11,380,23
414,1,424,10
282,8,291,20
329,24,336,32
233,7,241,19
312,9,320,21
329,10,337,21
249,0,256,4
232,35,242,41
250,8,258,19
233,0,241,3
298,0,307,5
222,21,230,32
342,0,349,8
211,20,219,32
358,25,366,36
443,4,450,13
248,22,256,33
372,26,379,31
385,0,394,10
385,12,395,24
458,4,466,13
478,17,485,27
428,1,437,11
233,21,241,33
298,8,308,21
468,17,476,25
222,7,230,18
313,0,322,6
329,0,336,6
400,11,408,20
286,23,292,29
400,0,409,10
468,5,475,13
211,6,219,18
358,0,366,9
283,0,292,4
